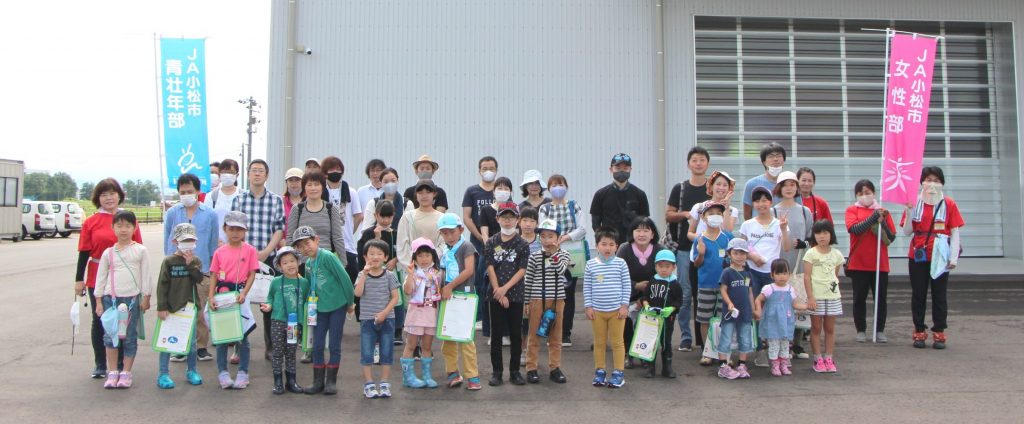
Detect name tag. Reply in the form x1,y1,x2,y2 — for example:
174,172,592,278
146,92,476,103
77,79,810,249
218,271,226,281
934,222,945,231
719,249,726,258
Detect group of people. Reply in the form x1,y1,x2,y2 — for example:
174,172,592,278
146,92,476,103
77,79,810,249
73,143,963,394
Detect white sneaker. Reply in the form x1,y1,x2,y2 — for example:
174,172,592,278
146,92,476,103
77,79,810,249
856,332,867,343
876,332,888,343
502,336,511,346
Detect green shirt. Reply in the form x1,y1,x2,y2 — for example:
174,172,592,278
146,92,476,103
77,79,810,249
306,248,355,313
157,255,203,313
266,275,310,322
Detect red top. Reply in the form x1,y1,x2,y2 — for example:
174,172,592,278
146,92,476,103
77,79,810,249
802,193,833,223
899,197,965,261
283,195,298,236
77,211,144,288
845,205,896,273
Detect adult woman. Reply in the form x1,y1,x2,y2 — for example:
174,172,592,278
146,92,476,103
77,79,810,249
845,179,896,343
900,167,963,350
538,174,587,346
772,171,813,272
285,171,346,265
615,216,662,369
358,167,412,233
479,177,515,240
797,167,833,223
74,178,143,378
519,169,551,210
203,158,242,243
282,167,305,242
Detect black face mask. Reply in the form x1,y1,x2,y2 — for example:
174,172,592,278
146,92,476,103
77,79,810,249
327,172,343,183
613,171,630,183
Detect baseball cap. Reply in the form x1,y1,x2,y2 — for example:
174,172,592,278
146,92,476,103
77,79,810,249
284,167,304,180
414,179,436,192
437,213,464,230
726,238,749,253
751,186,773,201
497,202,520,217
224,211,248,229
610,153,632,166
305,157,320,167
274,246,300,268
537,218,559,235
772,171,799,196
699,201,727,215
172,223,198,242
520,169,547,189
411,237,437,254
291,225,317,245
654,249,676,264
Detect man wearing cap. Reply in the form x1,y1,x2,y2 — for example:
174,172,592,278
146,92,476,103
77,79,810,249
665,146,711,351
396,179,446,268
743,142,800,220
163,172,220,362
403,154,449,212
590,153,651,245
282,167,305,239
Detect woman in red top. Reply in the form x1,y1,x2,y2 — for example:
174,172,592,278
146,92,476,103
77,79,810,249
74,178,143,378
899,167,964,350
797,167,833,223
845,180,896,344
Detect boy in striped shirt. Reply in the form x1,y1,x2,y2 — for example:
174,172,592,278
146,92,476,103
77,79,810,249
584,227,631,388
523,219,571,384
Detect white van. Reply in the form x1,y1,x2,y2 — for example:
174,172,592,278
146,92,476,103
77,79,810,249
50,201,84,238
21,200,56,240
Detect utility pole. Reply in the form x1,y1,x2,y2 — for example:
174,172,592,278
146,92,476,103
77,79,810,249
238,96,260,190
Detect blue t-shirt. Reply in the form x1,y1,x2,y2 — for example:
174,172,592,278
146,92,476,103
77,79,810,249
719,267,753,323
690,231,733,289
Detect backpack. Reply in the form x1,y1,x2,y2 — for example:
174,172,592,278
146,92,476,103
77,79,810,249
296,201,337,253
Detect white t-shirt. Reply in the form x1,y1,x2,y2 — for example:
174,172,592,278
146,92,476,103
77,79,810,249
357,184,383,211
738,218,783,273
203,186,243,244
328,185,363,254
689,203,740,237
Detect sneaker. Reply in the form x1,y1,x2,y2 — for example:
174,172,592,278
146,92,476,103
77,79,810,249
753,351,769,368
856,332,867,343
913,331,928,349
218,371,235,389
876,332,888,343
103,371,119,389
447,371,463,388
717,365,739,380
116,371,133,388
300,351,313,364
510,371,526,385
186,370,203,385
91,367,106,379
812,358,828,373
562,337,573,348
502,336,511,346
608,370,625,388
824,357,837,373
170,354,186,362
678,342,693,352
232,371,250,389
592,369,607,386
735,363,751,379
413,346,422,360
932,331,947,350
230,353,240,365
796,352,810,359
197,349,213,361
158,374,175,389
378,382,392,398
393,339,404,346
488,372,503,387
363,382,379,399
475,321,483,331
549,368,567,384
699,357,713,366
466,377,482,390
780,358,792,375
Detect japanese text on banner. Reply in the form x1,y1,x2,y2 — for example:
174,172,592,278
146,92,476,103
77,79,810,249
160,38,211,191
882,34,937,205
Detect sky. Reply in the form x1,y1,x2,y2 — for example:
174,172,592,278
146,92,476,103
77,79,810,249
0,0,270,189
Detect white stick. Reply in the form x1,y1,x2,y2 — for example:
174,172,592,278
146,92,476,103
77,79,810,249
871,29,894,344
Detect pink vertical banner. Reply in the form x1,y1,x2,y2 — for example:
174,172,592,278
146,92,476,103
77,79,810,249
881,33,938,205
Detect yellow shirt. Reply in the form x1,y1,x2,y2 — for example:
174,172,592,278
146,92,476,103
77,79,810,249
802,246,845,300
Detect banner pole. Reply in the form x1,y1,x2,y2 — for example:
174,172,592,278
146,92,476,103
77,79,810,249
872,28,894,344
153,33,169,221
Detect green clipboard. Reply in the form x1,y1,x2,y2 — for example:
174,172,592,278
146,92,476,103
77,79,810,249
152,303,198,355
629,308,664,361
436,293,478,343
209,291,244,345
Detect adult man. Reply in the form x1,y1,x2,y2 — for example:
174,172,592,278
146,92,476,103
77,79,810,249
163,173,220,362
665,146,710,351
403,154,449,212
304,157,321,174
463,156,498,336
743,142,792,220
357,159,387,209
199,161,221,203
231,159,286,360
590,153,650,245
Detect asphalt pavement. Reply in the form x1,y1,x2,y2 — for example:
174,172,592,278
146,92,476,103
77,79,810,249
0,224,1021,423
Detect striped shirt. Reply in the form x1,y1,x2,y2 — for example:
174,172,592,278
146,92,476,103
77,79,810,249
583,256,631,312
232,188,285,255
357,270,400,320
524,248,570,300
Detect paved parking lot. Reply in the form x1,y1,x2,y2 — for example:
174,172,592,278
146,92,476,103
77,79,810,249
1,224,1022,423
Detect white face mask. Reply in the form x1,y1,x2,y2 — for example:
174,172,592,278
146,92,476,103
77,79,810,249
288,187,302,197
921,182,944,205
178,241,196,252
857,194,876,208
210,174,220,187
179,194,197,207
383,182,398,194
500,227,517,236
220,174,237,186
481,170,497,183
494,190,511,202
767,166,784,177
706,215,724,228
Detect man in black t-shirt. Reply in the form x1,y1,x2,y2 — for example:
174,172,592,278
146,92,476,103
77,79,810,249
403,154,449,212
462,156,499,337
590,153,650,245
664,146,711,351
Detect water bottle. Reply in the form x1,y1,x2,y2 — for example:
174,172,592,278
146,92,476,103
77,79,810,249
287,312,298,344
306,297,318,326
537,309,556,338
117,303,129,340
373,343,380,364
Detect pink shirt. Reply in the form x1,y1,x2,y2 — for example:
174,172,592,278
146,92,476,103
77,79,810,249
760,283,792,298
210,242,259,283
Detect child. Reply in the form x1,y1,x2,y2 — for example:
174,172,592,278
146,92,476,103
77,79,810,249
484,202,530,387
583,227,631,388
523,219,571,384
402,238,443,389
691,201,734,366
640,249,682,378
357,200,402,344
156,223,204,389
354,239,401,398
291,225,356,395
518,206,541,362
437,213,483,390
94,210,152,389
208,211,259,389
716,238,754,380
803,219,845,373
259,246,309,394
738,187,790,367
754,259,805,377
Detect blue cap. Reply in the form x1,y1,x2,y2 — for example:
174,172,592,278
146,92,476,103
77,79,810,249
437,212,463,230
654,249,676,264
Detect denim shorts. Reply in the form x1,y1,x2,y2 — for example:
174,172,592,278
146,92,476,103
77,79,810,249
717,319,754,354
360,318,395,365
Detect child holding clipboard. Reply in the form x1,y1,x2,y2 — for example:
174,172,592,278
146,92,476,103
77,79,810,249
155,223,205,389
208,211,260,389
436,213,483,390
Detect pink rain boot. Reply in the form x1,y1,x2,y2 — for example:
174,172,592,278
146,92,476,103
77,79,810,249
770,359,782,377
781,357,793,375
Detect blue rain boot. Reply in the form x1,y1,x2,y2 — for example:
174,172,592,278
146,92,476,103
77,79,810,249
420,357,439,388
401,358,426,388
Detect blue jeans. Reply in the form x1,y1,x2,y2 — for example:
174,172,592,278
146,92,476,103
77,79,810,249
717,320,754,355
101,295,141,357
675,250,694,345
360,318,395,365
216,336,250,373
313,307,346,366
159,325,198,374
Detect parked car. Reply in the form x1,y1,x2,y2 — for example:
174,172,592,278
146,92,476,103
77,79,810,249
49,201,83,238
21,200,56,240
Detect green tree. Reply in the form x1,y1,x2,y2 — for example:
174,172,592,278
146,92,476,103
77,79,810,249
48,172,77,200
79,181,95,200
23,172,49,200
